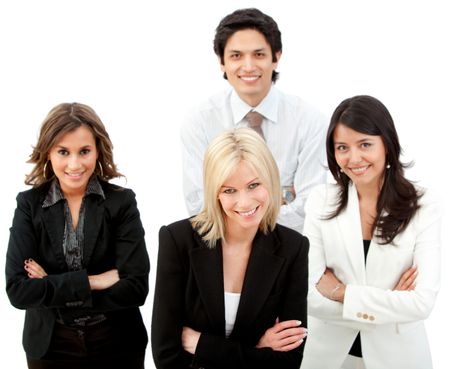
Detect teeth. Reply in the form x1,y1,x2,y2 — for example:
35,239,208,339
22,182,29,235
67,172,83,177
350,166,369,174
239,207,257,216
240,76,259,81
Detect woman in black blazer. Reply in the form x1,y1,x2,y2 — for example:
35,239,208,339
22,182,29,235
152,128,309,369
6,103,149,369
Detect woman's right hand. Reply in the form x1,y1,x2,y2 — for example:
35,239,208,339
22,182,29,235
394,265,417,291
256,319,307,352
88,269,120,290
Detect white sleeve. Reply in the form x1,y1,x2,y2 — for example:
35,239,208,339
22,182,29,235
342,194,442,325
180,112,207,216
277,111,327,233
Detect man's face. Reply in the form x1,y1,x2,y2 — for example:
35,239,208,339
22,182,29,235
220,29,281,107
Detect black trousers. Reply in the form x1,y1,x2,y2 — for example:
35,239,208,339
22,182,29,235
27,320,145,369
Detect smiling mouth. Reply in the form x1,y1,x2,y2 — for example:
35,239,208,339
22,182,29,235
237,206,259,217
65,172,84,177
239,76,260,82
349,165,370,174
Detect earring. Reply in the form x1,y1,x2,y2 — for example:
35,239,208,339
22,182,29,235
339,168,343,173
43,161,49,180
97,161,104,177
386,164,391,169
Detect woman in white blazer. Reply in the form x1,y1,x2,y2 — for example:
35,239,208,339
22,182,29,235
301,95,441,369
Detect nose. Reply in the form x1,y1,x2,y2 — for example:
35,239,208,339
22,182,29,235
348,148,362,164
242,55,256,71
67,154,82,170
237,190,252,208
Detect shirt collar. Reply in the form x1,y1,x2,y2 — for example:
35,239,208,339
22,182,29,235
230,86,279,125
42,175,105,208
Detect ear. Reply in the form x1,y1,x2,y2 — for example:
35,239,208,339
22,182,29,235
273,51,282,67
218,56,225,72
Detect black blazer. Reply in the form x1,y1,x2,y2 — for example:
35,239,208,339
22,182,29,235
5,180,150,359
151,218,309,369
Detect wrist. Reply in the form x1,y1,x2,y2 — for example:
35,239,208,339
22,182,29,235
330,283,345,302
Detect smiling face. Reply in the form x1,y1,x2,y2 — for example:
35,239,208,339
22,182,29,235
218,160,269,235
333,123,387,191
220,29,280,107
48,124,98,197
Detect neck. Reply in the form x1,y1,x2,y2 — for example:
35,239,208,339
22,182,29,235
355,183,380,203
237,86,271,108
223,224,258,249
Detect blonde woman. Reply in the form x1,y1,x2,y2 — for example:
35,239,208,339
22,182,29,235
152,128,309,369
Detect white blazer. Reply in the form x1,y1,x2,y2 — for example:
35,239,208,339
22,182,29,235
301,183,441,369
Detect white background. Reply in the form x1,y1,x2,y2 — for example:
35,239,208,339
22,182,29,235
0,0,448,368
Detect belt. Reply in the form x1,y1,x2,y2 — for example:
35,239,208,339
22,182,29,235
56,314,107,327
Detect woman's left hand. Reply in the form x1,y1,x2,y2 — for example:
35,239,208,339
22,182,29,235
316,268,346,302
181,326,201,354
24,259,47,279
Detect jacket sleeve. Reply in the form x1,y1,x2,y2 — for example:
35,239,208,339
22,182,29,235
193,234,309,369
6,192,92,309
151,225,190,369
88,189,150,311
342,193,441,325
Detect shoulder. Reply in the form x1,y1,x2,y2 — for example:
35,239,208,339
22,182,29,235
276,88,327,126
412,187,442,226
305,183,340,211
273,223,309,256
183,89,231,126
15,183,50,208
101,181,136,202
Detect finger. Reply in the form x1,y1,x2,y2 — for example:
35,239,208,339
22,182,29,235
274,327,306,340
404,271,418,288
272,320,302,332
274,335,304,352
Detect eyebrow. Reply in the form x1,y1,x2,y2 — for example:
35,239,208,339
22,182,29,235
334,138,374,145
55,144,93,149
227,47,267,54
220,177,259,188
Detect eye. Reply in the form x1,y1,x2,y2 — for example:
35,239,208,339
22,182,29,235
361,142,371,148
229,53,240,60
255,52,265,58
223,188,236,194
80,148,91,155
57,149,69,156
248,182,260,190
335,145,347,151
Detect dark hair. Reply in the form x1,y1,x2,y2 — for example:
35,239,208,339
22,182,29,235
213,8,282,82
326,95,421,244
26,102,122,187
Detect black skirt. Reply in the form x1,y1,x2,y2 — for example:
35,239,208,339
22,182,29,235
26,320,145,369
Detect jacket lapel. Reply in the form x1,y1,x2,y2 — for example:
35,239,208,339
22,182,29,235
336,184,366,283
42,202,67,270
190,236,225,334
232,231,284,334
83,195,104,266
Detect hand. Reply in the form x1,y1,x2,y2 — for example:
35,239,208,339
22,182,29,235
24,259,47,279
394,265,417,291
316,268,346,302
88,269,120,290
181,326,201,354
256,319,307,352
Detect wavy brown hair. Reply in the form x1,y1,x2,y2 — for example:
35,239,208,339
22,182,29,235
25,102,122,187
326,95,421,244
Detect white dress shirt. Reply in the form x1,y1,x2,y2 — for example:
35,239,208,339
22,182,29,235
181,86,328,233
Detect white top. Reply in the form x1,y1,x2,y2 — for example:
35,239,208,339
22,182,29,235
224,291,241,337
181,86,328,233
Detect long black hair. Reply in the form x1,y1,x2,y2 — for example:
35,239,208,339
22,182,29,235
326,95,421,244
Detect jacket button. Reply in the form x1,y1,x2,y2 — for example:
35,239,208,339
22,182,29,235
363,313,368,319
369,315,375,321
357,312,362,318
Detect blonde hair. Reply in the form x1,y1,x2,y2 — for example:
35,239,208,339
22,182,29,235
191,128,281,247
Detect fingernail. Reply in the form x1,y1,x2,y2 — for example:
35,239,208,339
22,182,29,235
299,339,304,344
297,320,302,325
28,258,33,262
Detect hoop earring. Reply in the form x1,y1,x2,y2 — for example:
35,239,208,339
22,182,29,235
43,161,49,180
386,163,391,169
97,161,104,177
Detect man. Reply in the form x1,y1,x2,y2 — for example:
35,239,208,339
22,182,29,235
181,8,327,233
